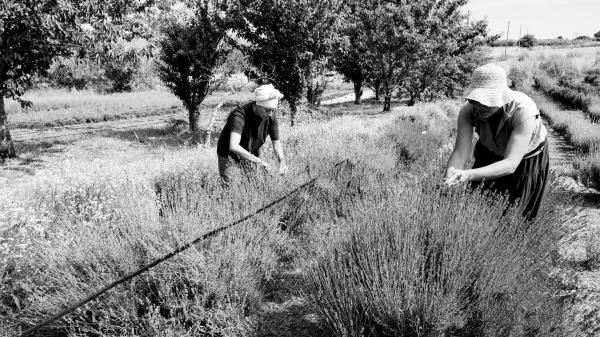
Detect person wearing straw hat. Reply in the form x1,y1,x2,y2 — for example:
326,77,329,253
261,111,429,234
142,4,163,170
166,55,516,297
217,83,288,183
444,63,549,219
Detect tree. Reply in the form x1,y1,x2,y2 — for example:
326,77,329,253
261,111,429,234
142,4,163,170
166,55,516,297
353,0,490,111
233,0,345,126
595,31,600,42
156,0,238,133
518,34,536,48
333,10,372,105
0,0,151,158
401,17,492,105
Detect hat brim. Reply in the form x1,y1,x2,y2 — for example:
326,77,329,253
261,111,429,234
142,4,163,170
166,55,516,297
466,87,514,107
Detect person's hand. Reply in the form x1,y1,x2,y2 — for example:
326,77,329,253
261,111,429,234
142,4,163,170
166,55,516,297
445,167,459,180
444,169,469,187
278,162,288,176
259,160,272,173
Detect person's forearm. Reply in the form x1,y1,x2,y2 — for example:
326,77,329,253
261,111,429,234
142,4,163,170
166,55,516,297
231,145,265,165
446,150,468,171
274,142,285,164
465,159,519,181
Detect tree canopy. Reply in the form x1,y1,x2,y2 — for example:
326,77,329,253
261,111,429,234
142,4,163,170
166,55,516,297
233,0,346,125
156,0,238,132
344,0,491,111
0,0,152,157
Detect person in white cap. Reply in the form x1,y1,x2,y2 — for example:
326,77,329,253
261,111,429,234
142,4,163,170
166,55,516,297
445,63,549,219
216,83,288,182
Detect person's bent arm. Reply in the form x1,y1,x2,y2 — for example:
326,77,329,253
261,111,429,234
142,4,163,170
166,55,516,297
272,139,287,175
229,132,271,170
446,105,474,179
464,117,536,181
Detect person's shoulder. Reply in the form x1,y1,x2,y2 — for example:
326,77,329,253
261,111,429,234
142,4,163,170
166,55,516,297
458,101,474,116
229,104,251,119
508,90,538,110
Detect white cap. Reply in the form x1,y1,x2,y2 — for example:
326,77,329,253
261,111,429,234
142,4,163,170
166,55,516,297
254,84,284,109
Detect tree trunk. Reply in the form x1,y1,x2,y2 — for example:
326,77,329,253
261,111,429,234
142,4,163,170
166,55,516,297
188,107,199,133
383,95,392,112
0,96,16,159
408,92,417,106
290,102,297,127
353,80,363,105
373,80,381,101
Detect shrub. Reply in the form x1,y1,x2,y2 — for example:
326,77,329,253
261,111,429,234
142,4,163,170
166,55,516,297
518,34,537,48
303,170,569,336
509,64,534,90
490,39,516,47
584,68,600,87
576,149,600,191
538,56,579,81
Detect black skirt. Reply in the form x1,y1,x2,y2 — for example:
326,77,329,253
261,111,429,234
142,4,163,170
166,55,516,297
470,141,550,220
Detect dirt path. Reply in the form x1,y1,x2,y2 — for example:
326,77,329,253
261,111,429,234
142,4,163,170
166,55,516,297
543,120,600,336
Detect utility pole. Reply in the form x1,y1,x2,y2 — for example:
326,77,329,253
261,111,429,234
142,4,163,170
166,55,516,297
505,21,510,56
518,25,522,47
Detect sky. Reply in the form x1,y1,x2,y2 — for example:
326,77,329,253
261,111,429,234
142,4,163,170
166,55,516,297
462,0,600,40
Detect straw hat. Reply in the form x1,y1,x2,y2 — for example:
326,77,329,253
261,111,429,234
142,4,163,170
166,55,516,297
255,84,284,109
465,63,514,107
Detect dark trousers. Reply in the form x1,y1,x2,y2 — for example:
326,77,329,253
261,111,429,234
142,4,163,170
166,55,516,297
470,141,549,220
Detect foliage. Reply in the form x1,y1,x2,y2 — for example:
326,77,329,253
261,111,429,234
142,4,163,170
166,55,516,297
595,31,600,42
0,0,152,157
0,0,150,101
233,0,346,125
518,34,537,48
332,10,372,105
156,0,238,132
577,150,600,191
584,68,600,87
349,0,490,111
538,56,580,82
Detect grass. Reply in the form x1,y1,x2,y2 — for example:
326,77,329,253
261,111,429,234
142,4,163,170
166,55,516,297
4,89,252,130
533,75,600,122
5,77,355,131
525,89,600,153
0,97,580,336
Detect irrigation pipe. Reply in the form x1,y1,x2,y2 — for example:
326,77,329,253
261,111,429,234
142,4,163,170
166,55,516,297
18,159,350,337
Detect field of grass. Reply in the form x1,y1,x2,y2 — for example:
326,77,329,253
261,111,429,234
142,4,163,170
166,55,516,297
5,77,355,130
0,97,579,336
4,89,247,130
492,45,600,67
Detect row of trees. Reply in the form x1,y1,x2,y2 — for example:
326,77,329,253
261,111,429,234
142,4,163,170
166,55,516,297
156,0,492,128
1,0,493,157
